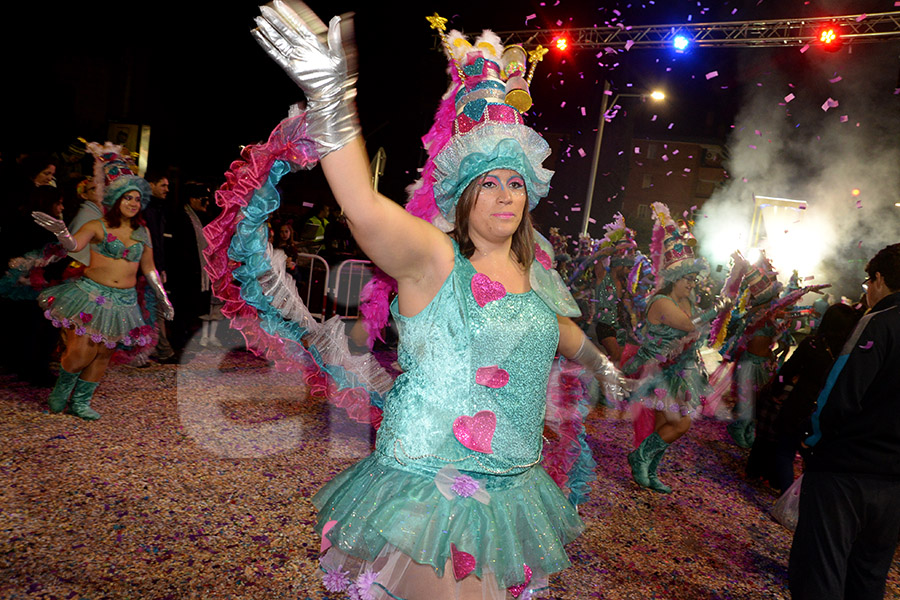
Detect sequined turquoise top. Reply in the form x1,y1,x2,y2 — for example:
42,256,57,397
91,221,150,263
376,241,559,484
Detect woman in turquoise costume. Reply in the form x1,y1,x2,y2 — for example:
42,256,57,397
30,143,174,420
251,3,625,598
623,202,729,494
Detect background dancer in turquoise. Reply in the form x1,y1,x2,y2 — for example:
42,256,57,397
251,3,625,597
31,143,174,419
623,202,730,493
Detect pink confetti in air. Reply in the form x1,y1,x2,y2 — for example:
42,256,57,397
856,200,862,209
829,75,843,83
476,366,510,389
577,148,586,157
525,14,536,24
840,115,849,122
571,206,581,212
859,341,874,350
560,101,566,108
634,146,641,154
856,14,867,21
453,410,496,454
451,544,477,580
821,98,839,111
706,71,719,80
471,273,506,307
625,40,634,51
785,93,795,103
662,155,669,162
754,129,761,136
800,44,810,53
580,107,586,116
651,114,658,121
748,145,757,150
302,201,315,208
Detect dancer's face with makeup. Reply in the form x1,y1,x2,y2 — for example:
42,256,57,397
467,169,527,242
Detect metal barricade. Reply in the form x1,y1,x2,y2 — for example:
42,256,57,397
331,259,374,319
294,253,330,323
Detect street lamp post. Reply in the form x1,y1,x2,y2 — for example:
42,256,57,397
581,85,665,236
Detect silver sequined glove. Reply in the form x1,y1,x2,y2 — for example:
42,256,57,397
573,335,628,403
252,0,360,157
146,270,175,321
32,211,76,250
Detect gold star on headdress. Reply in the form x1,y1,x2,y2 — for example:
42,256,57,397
426,13,448,32
529,45,549,63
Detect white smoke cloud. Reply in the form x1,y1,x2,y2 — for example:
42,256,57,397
695,41,900,298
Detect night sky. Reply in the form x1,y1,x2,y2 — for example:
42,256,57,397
4,0,896,236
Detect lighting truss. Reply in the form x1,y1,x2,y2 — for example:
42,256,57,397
492,11,900,50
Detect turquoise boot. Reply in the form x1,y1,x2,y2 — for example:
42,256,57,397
70,379,101,420
742,420,756,447
628,432,668,489
727,420,752,448
646,439,673,494
48,367,81,413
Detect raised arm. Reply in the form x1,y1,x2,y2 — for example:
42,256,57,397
32,212,98,252
252,1,449,283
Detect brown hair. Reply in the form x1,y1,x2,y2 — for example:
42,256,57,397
450,175,535,268
105,193,145,229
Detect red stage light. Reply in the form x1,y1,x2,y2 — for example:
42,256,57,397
555,37,568,52
818,25,842,52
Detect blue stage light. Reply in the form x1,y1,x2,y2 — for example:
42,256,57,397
673,35,690,52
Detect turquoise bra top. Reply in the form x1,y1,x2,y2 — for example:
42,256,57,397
91,221,150,263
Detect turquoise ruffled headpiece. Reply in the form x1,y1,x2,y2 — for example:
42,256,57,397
88,141,151,210
434,126,552,220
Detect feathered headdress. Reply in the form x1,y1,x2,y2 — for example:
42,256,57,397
87,141,151,209
649,201,708,289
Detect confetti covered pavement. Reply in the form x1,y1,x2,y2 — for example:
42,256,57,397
2,346,898,600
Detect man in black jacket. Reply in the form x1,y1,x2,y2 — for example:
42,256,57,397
789,243,900,600
143,170,176,363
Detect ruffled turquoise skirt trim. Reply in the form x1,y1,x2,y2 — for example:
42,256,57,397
625,359,710,417
313,454,583,590
37,277,151,347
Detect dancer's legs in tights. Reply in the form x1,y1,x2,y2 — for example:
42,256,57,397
654,409,691,443
59,330,113,382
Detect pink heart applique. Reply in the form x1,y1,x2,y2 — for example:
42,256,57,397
507,564,533,598
450,543,476,580
534,244,552,270
471,273,506,307
475,366,510,389
453,410,496,454
320,520,337,552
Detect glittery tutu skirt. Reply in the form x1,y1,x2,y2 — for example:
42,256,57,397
625,356,710,418
733,353,776,419
37,277,151,347
312,453,583,599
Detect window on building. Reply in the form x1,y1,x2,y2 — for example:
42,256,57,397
637,204,650,219
647,143,659,159
642,174,654,189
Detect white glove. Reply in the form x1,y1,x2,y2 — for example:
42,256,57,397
32,211,76,250
252,0,360,157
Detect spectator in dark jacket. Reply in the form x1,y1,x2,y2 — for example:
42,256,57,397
789,243,900,600
747,302,860,493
